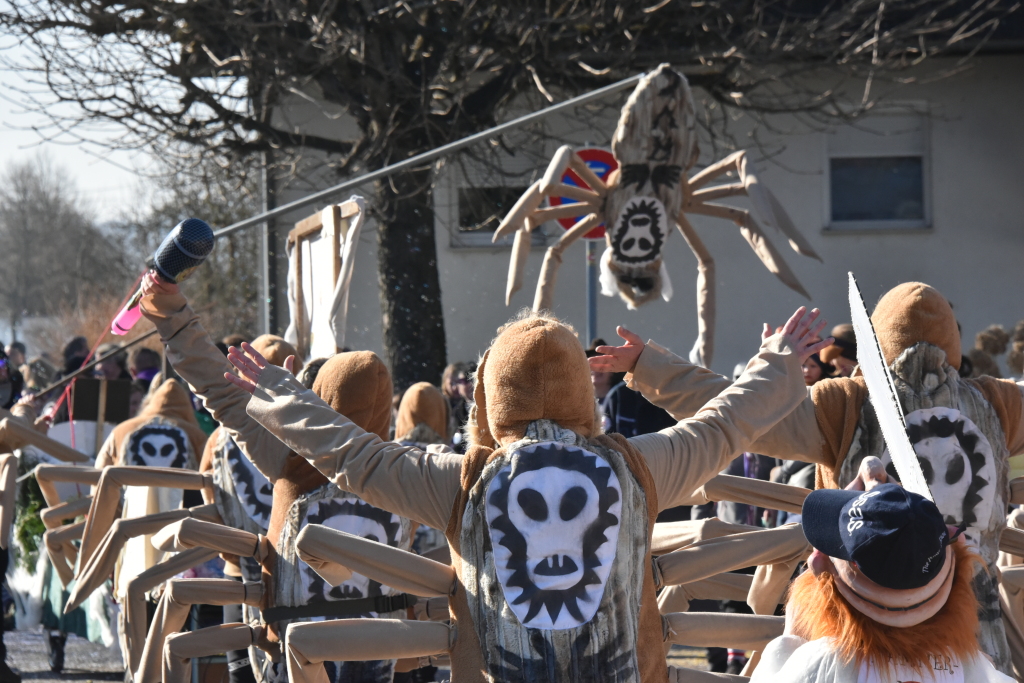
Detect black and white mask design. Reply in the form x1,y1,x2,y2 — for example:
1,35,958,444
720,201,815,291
486,442,621,630
880,406,995,547
126,423,189,469
225,438,273,530
610,197,666,265
301,498,404,607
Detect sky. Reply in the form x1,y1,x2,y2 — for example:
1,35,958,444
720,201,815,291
0,42,153,219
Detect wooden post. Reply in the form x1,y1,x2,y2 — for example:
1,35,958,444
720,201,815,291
94,378,108,456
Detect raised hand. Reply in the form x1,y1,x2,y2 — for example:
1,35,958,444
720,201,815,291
779,306,833,364
140,270,180,297
588,326,645,374
225,342,271,394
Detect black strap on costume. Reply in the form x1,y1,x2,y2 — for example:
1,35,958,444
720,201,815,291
262,593,417,623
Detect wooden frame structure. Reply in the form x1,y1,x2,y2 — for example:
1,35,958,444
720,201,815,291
287,199,362,360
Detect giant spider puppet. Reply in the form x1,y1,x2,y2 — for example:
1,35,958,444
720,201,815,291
495,64,820,366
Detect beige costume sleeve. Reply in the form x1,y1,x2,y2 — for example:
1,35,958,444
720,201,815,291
94,430,117,470
140,292,292,482
246,366,462,530
629,335,811,510
629,341,826,466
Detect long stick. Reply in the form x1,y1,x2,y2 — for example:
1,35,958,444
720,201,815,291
36,329,159,396
212,73,645,239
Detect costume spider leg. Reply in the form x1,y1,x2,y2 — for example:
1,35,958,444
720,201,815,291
687,202,811,300
34,464,100,508
43,520,85,587
0,417,90,463
533,212,603,312
150,517,270,560
67,504,221,611
41,496,92,531
77,466,214,572
163,623,264,683
664,612,784,651
656,524,810,609
0,453,17,550
688,151,820,262
136,578,263,683
121,547,219,675
295,524,455,597
674,214,716,366
657,573,753,614
286,619,450,683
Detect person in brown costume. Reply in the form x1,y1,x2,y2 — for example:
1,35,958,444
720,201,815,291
78,273,417,683
591,281,1024,676
222,305,829,683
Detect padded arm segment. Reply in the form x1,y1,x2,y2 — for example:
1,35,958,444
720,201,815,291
286,619,450,683
657,573,754,614
120,547,218,673
137,579,263,683
78,466,213,569
44,520,85,587
0,418,89,463
691,474,810,515
67,505,221,612
0,454,17,549
296,525,455,598
164,624,262,683
150,517,267,560
664,612,784,651
34,464,100,508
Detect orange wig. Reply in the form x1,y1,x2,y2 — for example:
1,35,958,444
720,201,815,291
787,542,980,674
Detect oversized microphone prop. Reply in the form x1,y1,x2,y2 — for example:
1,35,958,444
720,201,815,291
111,218,215,335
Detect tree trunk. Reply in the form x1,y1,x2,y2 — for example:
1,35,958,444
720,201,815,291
375,167,447,391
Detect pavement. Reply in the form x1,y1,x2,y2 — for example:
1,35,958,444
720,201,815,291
5,630,122,682
1,630,706,681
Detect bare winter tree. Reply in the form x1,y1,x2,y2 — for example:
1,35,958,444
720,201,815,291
0,156,130,341
1,0,1016,386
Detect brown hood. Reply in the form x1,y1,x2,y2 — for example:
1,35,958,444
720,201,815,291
871,282,961,370
140,379,201,427
470,315,596,448
251,334,303,374
395,382,449,443
312,351,392,440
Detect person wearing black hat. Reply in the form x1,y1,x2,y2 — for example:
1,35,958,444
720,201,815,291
751,458,1010,682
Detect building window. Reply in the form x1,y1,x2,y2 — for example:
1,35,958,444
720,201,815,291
825,111,929,231
452,185,545,248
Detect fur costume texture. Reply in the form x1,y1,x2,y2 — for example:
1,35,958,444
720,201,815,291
395,381,449,445
447,315,666,683
100,378,207,470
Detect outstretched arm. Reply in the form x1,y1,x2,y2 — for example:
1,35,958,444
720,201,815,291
229,345,461,530
632,307,830,510
598,321,829,466
139,272,292,482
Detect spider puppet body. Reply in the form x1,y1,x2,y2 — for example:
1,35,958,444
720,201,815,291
495,64,820,367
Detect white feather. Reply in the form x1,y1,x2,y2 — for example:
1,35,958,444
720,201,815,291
659,261,673,302
848,272,934,501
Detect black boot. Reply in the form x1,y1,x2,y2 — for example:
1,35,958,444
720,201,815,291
45,630,65,673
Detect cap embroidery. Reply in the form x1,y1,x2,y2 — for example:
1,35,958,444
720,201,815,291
845,490,881,535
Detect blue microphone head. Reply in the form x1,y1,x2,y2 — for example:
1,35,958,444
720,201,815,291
152,218,215,283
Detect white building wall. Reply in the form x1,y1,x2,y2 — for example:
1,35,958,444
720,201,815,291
272,55,1024,378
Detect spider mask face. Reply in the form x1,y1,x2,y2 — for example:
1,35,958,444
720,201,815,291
225,439,273,529
880,407,995,545
301,497,404,606
486,442,622,629
611,197,667,266
127,423,189,469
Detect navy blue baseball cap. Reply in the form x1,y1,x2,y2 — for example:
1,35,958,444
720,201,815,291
801,483,949,590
